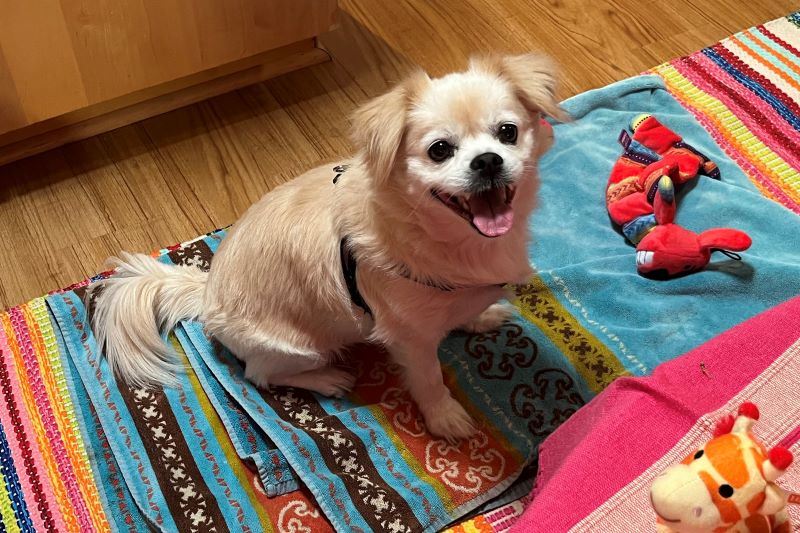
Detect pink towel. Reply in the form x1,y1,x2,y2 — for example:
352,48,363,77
513,296,800,532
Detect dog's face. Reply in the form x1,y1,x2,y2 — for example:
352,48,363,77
352,54,565,239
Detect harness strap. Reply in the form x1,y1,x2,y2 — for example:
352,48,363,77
339,237,372,317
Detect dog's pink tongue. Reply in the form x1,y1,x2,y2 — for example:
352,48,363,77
468,188,513,237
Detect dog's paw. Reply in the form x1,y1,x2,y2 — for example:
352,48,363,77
461,303,515,333
422,395,476,443
269,367,355,398
311,368,356,398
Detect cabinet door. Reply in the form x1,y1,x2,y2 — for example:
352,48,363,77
0,0,337,135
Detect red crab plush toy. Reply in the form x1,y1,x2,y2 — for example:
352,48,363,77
606,114,752,279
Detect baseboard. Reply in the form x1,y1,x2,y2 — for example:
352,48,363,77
0,38,330,167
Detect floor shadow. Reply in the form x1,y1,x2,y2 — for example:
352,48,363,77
0,9,415,195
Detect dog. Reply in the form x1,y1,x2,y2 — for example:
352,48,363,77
88,53,566,441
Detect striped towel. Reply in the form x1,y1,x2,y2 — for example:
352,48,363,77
651,12,800,213
30,231,591,532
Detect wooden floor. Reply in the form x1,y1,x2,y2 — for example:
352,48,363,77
0,0,795,308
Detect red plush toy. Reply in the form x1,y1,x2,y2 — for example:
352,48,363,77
606,114,752,279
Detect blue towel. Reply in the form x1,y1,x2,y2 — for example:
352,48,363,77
530,74,800,375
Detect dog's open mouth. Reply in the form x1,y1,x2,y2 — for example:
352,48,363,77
432,185,516,238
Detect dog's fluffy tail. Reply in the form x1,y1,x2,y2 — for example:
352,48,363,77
88,252,208,388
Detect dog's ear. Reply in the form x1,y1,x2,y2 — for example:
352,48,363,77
350,70,429,183
470,53,569,122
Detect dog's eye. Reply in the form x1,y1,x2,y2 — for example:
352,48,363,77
498,123,518,144
428,140,454,163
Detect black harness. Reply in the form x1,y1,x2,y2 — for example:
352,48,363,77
339,236,373,316
333,164,506,317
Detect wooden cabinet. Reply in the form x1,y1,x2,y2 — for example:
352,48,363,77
0,0,337,165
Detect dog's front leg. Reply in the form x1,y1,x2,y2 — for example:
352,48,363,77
388,339,475,442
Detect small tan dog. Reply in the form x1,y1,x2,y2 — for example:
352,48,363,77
89,54,565,440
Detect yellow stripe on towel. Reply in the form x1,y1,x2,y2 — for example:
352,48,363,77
512,275,628,393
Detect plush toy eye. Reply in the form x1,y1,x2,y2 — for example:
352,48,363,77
718,484,734,498
498,123,518,144
694,450,704,460
428,140,454,162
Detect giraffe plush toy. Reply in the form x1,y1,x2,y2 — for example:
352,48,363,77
650,403,794,532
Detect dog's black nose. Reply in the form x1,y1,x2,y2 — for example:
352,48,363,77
470,152,504,178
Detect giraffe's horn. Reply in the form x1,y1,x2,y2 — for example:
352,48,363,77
732,402,759,433
764,447,794,482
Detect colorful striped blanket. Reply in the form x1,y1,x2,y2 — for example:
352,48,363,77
3,232,585,533
652,13,800,214
1,11,799,533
